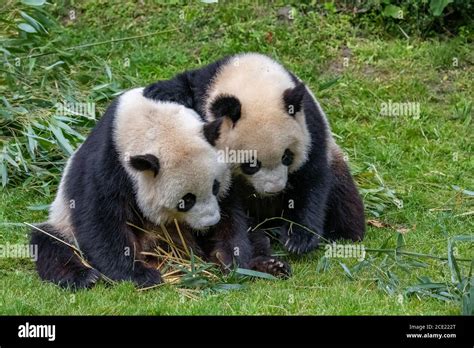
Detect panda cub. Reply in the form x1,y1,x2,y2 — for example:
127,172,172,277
30,88,257,289
144,53,366,254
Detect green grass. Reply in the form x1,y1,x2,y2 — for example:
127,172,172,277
0,1,473,315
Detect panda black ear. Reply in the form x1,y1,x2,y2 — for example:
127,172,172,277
283,82,305,116
203,118,223,146
129,154,160,177
210,95,241,125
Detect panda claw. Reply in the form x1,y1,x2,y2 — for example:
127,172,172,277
249,256,291,279
282,229,319,255
88,269,101,283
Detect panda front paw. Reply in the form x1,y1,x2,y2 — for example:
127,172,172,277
132,264,163,288
280,224,320,254
209,245,251,271
249,256,291,279
208,248,233,271
210,249,251,272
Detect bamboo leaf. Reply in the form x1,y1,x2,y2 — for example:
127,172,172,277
0,161,7,187
20,11,47,33
49,124,74,155
447,236,472,283
44,61,65,71
430,0,454,16
105,64,112,81
92,83,110,91
316,255,330,273
318,77,341,91
213,283,245,292
339,261,354,280
27,204,50,211
21,0,46,5
25,124,38,160
18,23,37,33
235,268,277,280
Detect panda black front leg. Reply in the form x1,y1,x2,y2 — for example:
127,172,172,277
208,224,253,271
204,197,253,270
73,216,162,288
280,170,331,254
280,222,320,255
130,262,163,288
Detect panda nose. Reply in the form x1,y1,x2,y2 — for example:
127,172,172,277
201,211,221,227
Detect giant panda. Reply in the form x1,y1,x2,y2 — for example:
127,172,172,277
144,53,365,255
30,87,289,290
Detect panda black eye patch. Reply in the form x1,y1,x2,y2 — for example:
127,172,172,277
177,193,196,212
241,160,261,175
212,180,220,196
282,149,294,166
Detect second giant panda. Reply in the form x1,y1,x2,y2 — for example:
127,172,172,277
30,87,289,290
144,53,365,255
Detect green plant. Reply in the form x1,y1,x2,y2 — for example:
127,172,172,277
452,100,472,125
405,235,473,315
0,1,123,188
355,163,402,217
0,0,472,315
317,0,474,37
317,233,474,315
1,1,76,187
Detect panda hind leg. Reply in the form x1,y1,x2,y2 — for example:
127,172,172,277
324,155,365,242
30,224,101,290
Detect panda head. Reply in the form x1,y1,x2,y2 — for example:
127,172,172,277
115,88,231,230
204,53,312,196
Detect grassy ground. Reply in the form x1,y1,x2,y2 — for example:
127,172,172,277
0,1,472,315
